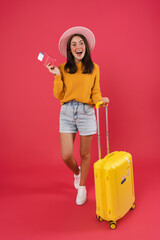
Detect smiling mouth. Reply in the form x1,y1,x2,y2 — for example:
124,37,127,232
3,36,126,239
76,51,83,55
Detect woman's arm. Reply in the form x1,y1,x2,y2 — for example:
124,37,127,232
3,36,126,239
53,74,65,100
91,65,102,104
91,65,110,106
45,63,65,100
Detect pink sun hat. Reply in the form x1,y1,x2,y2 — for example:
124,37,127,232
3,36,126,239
58,26,96,57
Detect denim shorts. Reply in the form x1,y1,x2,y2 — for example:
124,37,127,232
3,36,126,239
59,100,97,136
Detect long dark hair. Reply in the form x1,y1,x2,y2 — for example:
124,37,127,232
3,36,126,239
64,34,94,74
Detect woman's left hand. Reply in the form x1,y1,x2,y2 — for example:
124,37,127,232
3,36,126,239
100,97,110,106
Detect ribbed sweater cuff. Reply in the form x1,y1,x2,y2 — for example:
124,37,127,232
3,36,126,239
93,96,102,105
54,74,62,81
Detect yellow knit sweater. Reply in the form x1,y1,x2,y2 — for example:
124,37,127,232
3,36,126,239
53,62,102,106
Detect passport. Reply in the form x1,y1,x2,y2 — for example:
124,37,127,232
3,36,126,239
38,52,56,65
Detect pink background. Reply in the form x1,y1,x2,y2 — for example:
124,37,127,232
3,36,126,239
0,0,160,239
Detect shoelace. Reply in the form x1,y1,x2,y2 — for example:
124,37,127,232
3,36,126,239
74,177,79,185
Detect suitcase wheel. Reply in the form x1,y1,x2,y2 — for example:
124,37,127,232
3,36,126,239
96,215,104,222
130,203,136,210
109,221,117,230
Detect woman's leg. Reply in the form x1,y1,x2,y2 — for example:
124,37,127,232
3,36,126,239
60,133,79,175
79,135,93,186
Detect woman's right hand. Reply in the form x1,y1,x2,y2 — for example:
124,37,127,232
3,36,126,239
45,63,61,76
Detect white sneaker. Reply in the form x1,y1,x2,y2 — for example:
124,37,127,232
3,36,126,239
76,186,87,205
74,167,81,189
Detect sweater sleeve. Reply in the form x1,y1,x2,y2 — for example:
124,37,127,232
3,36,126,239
91,65,102,104
53,74,65,100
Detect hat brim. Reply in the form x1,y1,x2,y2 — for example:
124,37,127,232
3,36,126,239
58,26,95,57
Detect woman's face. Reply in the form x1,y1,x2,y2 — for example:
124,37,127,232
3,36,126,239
70,36,86,63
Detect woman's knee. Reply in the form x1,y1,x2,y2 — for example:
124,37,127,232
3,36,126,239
61,153,73,163
80,151,90,161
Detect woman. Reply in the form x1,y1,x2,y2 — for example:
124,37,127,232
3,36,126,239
45,26,109,205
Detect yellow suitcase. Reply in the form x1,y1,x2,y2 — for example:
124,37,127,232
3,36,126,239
94,102,135,230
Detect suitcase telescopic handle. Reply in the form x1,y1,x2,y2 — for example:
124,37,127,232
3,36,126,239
96,101,109,159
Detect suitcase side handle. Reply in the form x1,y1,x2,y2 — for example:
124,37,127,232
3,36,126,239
96,102,109,159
